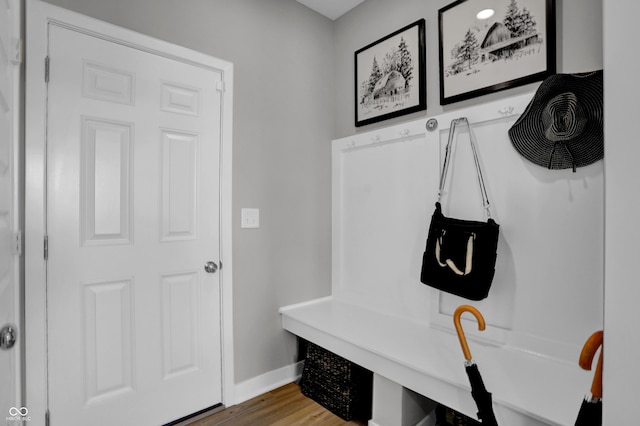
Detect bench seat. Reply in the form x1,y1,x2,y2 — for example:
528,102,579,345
280,296,592,426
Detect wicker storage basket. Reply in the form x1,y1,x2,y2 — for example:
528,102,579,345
299,342,373,421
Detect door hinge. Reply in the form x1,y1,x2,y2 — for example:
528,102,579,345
11,38,23,65
14,231,22,256
44,235,49,260
216,80,225,92
45,56,50,83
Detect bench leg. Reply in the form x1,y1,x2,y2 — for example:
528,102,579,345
370,374,437,426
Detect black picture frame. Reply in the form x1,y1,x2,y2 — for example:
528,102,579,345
355,19,426,127
438,0,556,105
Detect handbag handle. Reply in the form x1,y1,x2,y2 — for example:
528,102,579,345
438,117,493,219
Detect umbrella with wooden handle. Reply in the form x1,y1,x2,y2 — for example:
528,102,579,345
575,330,603,426
454,305,499,426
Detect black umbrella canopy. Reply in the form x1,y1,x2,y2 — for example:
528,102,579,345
574,398,602,426
466,362,499,426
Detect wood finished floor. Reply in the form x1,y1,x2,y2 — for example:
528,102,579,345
189,382,367,426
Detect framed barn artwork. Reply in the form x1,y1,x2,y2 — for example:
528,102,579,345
439,0,555,105
355,19,426,127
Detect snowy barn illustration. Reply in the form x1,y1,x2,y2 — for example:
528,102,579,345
480,21,540,62
372,70,406,99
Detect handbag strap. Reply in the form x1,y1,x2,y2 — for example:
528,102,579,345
437,117,493,219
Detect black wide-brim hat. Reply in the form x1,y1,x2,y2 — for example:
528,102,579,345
508,70,603,171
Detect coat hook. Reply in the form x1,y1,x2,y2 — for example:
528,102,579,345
426,118,438,132
498,106,515,116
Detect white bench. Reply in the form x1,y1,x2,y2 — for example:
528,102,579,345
280,296,590,426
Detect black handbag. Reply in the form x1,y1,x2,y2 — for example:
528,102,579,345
420,117,499,301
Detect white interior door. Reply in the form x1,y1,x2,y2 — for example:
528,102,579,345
0,0,21,421
46,23,223,425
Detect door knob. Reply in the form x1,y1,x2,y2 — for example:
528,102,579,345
204,261,218,274
0,324,16,351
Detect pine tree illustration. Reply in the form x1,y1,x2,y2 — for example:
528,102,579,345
457,29,479,70
504,0,536,37
520,8,536,35
397,37,413,87
504,0,521,36
368,56,382,93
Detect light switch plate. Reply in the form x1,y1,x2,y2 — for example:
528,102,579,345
241,208,260,228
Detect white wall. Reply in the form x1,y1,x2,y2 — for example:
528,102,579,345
41,0,335,385
603,1,640,423
333,100,604,364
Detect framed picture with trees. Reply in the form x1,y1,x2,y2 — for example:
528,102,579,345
355,19,426,127
438,0,555,105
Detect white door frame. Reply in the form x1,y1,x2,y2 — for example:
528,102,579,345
1,0,23,418
25,1,235,422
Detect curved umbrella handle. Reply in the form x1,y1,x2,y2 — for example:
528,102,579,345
453,305,486,361
579,330,603,399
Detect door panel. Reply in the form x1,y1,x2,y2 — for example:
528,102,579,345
81,117,133,245
82,278,134,404
161,129,198,241
47,23,222,425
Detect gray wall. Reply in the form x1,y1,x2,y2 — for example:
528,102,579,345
41,0,603,390
40,0,335,384
333,0,603,138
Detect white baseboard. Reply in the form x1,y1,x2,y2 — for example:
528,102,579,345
233,361,304,405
